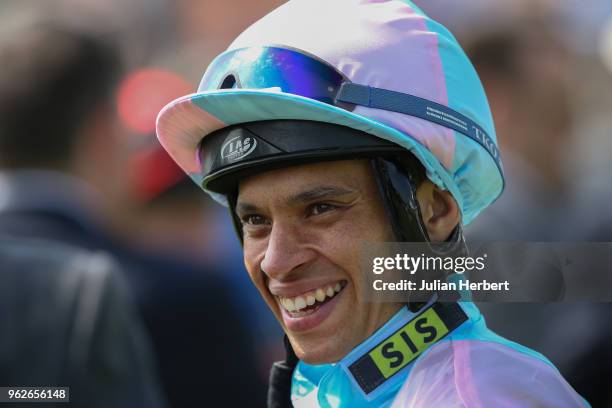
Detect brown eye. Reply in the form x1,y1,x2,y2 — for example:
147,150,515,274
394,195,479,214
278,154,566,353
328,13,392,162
310,203,337,216
242,214,270,226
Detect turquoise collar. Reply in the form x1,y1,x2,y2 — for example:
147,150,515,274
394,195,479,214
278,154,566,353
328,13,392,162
291,301,477,408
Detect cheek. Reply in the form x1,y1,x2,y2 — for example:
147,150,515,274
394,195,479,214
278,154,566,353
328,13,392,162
338,208,393,287
243,247,281,317
332,204,392,245
318,216,390,282
242,241,266,288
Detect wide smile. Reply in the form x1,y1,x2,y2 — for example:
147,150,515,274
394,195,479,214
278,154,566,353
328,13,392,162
276,280,348,332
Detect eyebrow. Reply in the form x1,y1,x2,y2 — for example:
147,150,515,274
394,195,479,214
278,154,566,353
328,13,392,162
285,186,356,206
235,201,259,216
236,185,356,215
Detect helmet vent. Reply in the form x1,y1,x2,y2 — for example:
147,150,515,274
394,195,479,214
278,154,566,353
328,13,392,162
219,74,237,89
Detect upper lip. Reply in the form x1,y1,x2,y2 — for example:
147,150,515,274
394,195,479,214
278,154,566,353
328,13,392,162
269,279,345,298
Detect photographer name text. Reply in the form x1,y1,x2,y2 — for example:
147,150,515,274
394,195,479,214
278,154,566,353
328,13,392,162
372,279,510,292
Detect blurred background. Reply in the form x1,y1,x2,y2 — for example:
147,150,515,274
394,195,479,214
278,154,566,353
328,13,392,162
0,0,610,406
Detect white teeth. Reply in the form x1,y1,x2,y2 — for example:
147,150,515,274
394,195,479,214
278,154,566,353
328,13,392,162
294,296,306,310
279,281,345,313
315,288,326,302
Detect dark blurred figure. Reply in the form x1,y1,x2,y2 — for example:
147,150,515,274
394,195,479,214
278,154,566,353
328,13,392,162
120,164,269,407
0,12,266,407
466,22,574,241
0,14,130,242
464,22,612,406
0,236,166,408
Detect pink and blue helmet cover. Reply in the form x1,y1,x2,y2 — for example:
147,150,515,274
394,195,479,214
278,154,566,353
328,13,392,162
156,0,504,225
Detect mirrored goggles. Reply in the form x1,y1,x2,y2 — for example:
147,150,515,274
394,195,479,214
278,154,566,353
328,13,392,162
199,46,502,174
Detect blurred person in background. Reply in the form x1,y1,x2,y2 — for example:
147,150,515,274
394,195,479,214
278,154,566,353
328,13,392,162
119,145,268,407
0,237,166,408
0,13,130,246
463,21,612,406
0,8,266,407
0,13,168,408
464,21,574,241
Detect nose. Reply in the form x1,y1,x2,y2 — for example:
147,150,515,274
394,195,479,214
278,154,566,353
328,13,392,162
260,220,316,281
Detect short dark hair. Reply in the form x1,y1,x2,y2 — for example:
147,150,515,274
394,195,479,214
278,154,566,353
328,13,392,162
0,18,122,168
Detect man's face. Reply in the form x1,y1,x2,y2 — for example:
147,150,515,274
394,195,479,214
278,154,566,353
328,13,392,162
237,159,402,364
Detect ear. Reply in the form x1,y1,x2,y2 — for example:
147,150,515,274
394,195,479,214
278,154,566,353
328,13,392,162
415,180,460,242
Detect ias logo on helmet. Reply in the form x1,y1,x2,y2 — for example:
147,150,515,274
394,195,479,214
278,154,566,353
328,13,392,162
220,136,257,162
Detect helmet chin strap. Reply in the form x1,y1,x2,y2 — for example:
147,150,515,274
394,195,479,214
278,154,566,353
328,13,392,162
369,156,467,251
370,157,430,243
227,192,244,243
370,156,467,311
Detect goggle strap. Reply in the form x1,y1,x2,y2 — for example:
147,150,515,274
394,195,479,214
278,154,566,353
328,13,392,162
336,83,503,176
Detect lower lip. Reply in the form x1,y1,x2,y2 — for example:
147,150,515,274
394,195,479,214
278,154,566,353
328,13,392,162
280,288,345,332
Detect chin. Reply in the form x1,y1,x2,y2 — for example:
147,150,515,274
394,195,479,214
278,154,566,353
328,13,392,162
297,351,338,365
290,336,347,365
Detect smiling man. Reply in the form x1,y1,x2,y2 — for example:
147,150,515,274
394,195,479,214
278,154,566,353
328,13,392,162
238,159,400,363
156,0,588,406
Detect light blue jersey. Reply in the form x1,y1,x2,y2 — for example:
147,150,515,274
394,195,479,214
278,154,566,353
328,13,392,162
291,302,589,408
